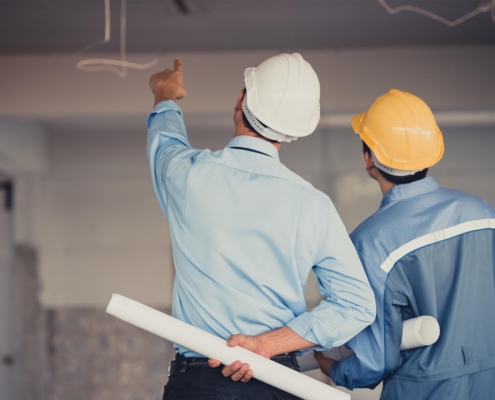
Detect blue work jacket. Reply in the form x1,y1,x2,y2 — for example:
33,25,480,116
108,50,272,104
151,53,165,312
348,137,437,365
330,177,495,399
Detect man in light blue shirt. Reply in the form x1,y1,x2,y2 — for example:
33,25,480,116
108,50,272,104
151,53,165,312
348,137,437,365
147,56,375,398
315,90,495,399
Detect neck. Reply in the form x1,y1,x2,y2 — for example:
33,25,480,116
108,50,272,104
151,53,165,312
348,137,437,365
377,175,396,196
233,129,282,150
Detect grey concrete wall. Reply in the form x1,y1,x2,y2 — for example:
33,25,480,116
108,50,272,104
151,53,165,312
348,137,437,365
46,307,174,400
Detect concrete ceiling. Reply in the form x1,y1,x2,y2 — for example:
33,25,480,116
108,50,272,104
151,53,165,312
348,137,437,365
1,0,495,54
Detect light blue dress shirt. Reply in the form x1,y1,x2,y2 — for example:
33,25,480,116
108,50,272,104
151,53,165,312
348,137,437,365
147,100,375,357
330,177,495,399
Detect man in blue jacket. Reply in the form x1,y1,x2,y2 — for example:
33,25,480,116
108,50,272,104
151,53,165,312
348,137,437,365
315,89,495,399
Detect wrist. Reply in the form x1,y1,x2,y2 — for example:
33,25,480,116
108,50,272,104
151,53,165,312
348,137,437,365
154,82,177,102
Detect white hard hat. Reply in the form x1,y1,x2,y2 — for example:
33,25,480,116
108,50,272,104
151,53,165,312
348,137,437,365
243,53,321,143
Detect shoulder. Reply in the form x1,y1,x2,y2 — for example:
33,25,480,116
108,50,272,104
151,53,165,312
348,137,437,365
439,186,492,205
433,186,495,218
350,212,388,264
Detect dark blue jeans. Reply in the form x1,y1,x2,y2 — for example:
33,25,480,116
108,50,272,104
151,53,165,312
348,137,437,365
163,353,302,400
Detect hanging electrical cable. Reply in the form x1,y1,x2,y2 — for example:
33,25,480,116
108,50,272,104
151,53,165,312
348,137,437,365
75,0,157,78
377,0,495,27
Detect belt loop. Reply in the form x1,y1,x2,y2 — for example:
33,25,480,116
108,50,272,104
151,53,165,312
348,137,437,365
290,352,301,372
176,353,187,375
179,360,187,374
173,353,188,376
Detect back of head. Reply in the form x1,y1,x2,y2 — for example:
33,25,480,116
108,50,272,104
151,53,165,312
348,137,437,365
243,53,320,143
353,89,444,184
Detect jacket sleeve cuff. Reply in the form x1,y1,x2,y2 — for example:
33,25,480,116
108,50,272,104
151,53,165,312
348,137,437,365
329,361,340,382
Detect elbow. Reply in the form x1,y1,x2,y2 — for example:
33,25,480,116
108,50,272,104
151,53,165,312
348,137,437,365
365,288,377,323
356,285,377,325
352,288,377,332
358,306,376,332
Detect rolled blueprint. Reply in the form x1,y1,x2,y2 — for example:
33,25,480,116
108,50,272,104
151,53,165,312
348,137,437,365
106,294,350,400
297,315,440,372
400,315,440,350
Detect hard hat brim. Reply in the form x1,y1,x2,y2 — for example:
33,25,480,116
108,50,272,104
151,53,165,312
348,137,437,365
351,112,366,137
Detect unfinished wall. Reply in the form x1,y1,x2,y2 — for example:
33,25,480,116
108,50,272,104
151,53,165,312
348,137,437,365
13,245,46,400
46,307,174,400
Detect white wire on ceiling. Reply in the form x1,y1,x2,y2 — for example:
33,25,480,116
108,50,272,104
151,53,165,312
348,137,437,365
73,0,493,78
377,0,495,27
75,0,157,78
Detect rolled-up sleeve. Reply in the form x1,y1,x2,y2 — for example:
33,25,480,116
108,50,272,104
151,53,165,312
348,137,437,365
287,202,376,350
147,100,197,217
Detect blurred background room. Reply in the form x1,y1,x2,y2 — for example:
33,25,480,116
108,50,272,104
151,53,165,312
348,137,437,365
0,1,494,399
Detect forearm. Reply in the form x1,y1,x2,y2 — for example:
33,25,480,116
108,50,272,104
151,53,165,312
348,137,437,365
147,101,190,156
285,281,375,352
146,99,193,217
259,326,317,357
214,321,317,382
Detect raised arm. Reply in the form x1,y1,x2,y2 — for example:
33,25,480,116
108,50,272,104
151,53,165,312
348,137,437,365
147,59,199,216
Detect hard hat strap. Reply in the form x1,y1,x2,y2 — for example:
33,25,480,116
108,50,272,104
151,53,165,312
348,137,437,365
371,150,422,177
242,97,298,143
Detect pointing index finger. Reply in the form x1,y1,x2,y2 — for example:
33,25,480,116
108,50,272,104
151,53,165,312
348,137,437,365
174,58,183,72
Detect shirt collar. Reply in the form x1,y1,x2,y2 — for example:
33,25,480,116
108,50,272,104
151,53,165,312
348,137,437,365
226,136,280,162
380,177,440,208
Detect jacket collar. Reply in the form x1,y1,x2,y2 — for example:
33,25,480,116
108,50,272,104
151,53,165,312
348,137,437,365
380,177,440,208
227,136,280,162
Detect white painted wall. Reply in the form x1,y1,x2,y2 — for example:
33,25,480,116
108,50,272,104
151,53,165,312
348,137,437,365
0,121,47,174
35,130,174,307
33,123,495,307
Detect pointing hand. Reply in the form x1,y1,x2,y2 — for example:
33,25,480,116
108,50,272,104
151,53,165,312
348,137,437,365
149,58,186,102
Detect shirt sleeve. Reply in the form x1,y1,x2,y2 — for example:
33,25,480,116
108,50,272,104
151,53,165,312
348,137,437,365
329,249,404,389
146,100,198,217
287,201,376,351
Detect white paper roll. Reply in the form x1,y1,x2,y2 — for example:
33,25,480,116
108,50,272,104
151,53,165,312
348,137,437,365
297,316,440,372
106,294,350,400
400,316,440,350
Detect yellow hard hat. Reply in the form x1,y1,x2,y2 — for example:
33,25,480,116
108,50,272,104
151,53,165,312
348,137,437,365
352,89,444,174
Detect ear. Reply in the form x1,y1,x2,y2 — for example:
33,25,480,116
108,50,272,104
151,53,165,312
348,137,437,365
234,89,246,112
363,150,375,171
